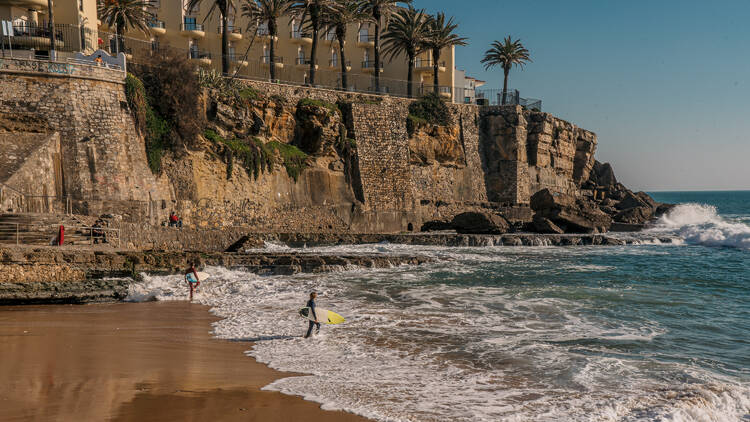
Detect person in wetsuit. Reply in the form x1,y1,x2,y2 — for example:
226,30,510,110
304,292,320,338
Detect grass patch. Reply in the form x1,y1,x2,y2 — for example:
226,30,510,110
298,98,340,115
406,92,451,137
239,87,261,101
204,130,272,180
267,141,308,182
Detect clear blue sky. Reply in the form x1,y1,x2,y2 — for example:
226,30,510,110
419,0,750,191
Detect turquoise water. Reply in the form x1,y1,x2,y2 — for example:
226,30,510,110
131,191,750,421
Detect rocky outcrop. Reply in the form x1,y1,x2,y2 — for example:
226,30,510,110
450,212,509,234
530,189,612,233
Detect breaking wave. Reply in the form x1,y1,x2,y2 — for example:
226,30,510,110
649,204,750,249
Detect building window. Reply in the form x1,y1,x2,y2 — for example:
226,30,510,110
79,0,84,11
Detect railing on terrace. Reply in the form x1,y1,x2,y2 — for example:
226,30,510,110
329,59,351,68
261,55,283,64
181,23,204,32
295,57,317,66
357,33,375,43
475,88,543,110
1,23,96,53
218,26,241,34
190,50,211,60
255,28,272,37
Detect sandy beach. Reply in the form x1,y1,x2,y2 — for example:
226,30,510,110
0,301,371,422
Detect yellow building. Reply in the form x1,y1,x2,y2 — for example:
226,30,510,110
0,0,98,54
107,1,458,101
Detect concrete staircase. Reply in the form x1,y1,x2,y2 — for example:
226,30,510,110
0,213,105,246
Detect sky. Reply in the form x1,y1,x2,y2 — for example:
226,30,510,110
420,0,750,191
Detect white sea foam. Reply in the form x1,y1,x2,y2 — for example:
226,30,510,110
126,251,750,422
649,204,750,249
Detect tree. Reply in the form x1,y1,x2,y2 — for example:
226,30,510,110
424,12,467,94
291,0,330,85
481,36,532,105
320,0,368,91
97,0,154,55
187,0,237,75
361,0,410,93
381,5,429,98
241,0,294,81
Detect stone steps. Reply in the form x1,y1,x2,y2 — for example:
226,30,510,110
0,213,111,246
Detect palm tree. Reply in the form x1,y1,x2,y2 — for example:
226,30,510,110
424,12,467,93
241,0,294,80
361,0,410,93
97,0,154,55
320,0,368,91
381,5,429,97
481,36,532,105
187,0,237,74
290,0,330,85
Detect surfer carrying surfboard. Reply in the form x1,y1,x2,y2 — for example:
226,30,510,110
185,262,200,301
304,292,321,338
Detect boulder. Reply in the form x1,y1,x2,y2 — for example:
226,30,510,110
451,212,509,234
530,189,577,212
532,216,565,234
635,191,657,209
616,191,650,210
655,203,677,217
614,206,653,224
531,189,612,233
590,161,618,186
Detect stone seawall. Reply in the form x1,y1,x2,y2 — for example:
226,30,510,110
0,65,599,235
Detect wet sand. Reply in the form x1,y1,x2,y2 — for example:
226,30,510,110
0,301,371,422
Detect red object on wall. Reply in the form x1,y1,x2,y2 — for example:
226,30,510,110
58,225,64,246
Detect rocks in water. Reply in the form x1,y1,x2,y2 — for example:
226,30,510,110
655,203,677,217
420,220,453,232
614,206,653,224
451,212,510,234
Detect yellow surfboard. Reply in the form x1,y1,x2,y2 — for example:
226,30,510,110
299,307,346,325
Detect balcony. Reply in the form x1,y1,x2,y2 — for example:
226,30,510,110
189,50,212,65
2,0,47,9
439,86,452,99
415,58,446,73
357,33,375,48
323,32,341,45
228,54,248,67
361,60,382,74
181,22,205,38
218,25,242,41
290,30,312,45
261,55,284,69
295,57,318,70
329,59,351,71
148,20,166,36
254,28,278,43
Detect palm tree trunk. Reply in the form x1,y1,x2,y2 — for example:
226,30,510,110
502,68,509,105
47,0,55,59
432,48,440,93
373,9,381,93
114,26,119,55
117,23,125,55
221,10,229,74
407,54,414,98
309,6,319,85
269,20,277,81
338,27,347,90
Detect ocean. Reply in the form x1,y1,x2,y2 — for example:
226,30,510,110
129,191,750,421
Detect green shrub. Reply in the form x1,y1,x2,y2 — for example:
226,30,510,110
408,92,451,126
267,141,308,182
125,73,170,174
204,130,275,181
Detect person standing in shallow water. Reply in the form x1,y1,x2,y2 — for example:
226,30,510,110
305,292,321,338
185,262,200,301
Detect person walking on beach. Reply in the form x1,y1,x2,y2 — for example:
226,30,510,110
185,262,200,301
304,292,321,338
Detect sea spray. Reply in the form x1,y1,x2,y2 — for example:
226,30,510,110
649,203,750,249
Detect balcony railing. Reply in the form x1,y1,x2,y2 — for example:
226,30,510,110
290,30,311,39
329,59,351,68
261,55,284,64
218,25,241,34
256,28,271,36
189,50,211,60
362,60,377,69
295,57,317,66
358,33,375,43
148,20,166,29
324,32,336,41
415,59,446,68
181,22,204,32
